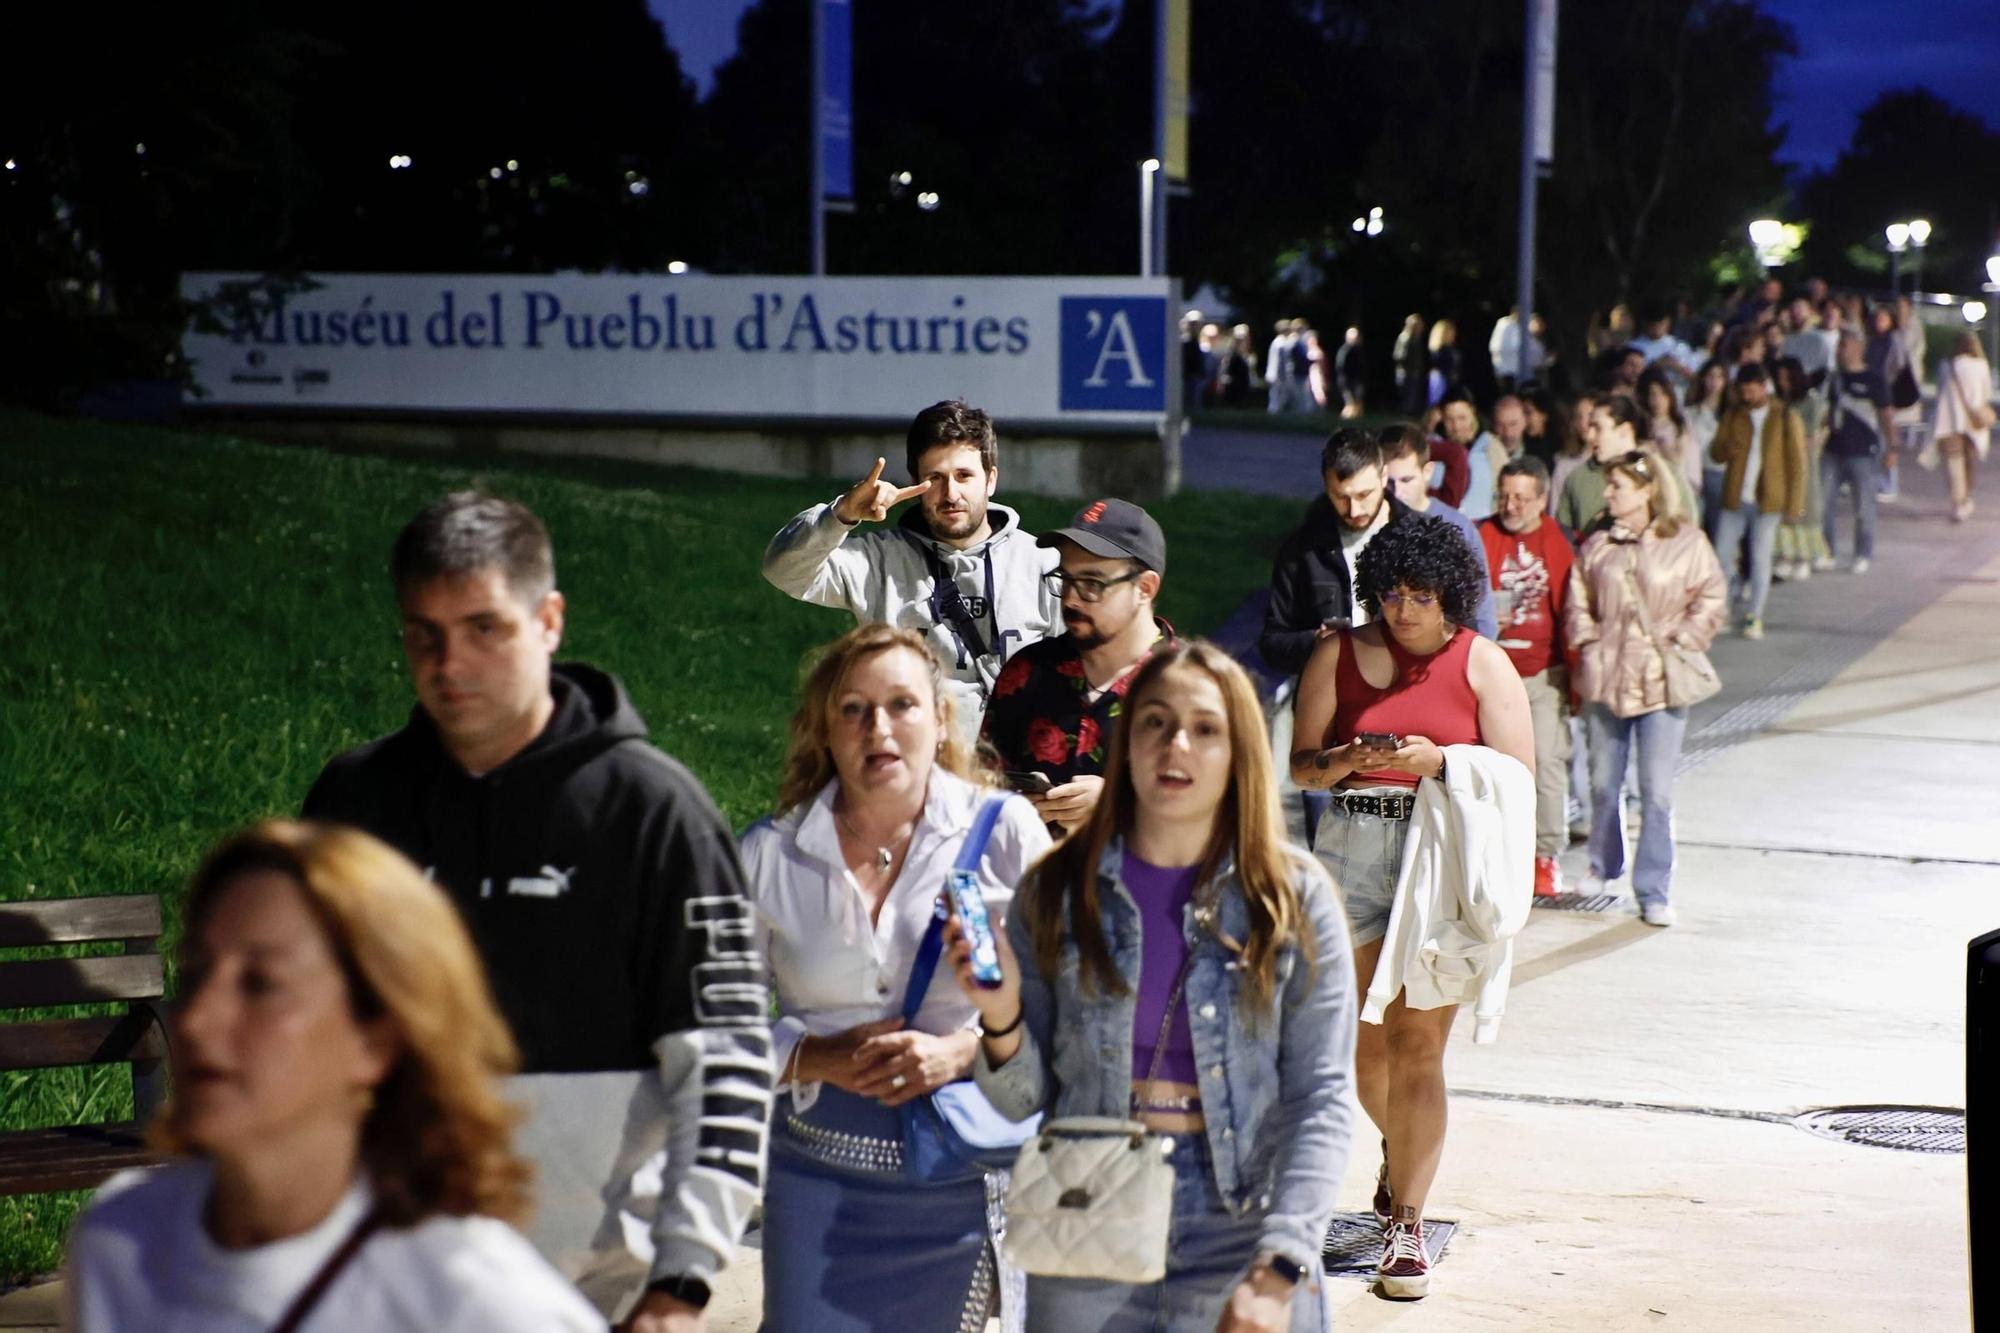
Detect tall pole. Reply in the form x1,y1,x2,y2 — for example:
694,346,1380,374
1140,163,1155,277
1887,248,1899,297
1515,0,1554,385
809,0,825,276
1152,0,1169,278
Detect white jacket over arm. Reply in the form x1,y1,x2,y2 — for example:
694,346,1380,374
761,500,1059,745
1363,745,1535,1043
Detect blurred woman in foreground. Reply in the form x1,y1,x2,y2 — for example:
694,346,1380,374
65,820,600,1332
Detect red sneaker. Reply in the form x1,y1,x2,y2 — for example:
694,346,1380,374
1378,1219,1431,1299
1534,855,1562,898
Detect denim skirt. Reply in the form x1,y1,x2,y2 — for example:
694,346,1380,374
762,1084,997,1333
1023,1134,1328,1333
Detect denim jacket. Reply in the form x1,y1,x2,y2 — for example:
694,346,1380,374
974,836,1357,1275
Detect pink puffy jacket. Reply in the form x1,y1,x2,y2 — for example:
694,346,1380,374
1564,522,1727,718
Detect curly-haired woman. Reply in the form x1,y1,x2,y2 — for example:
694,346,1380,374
1288,515,1535,1300
64,821,600,1333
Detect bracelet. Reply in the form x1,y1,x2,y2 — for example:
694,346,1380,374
982,1007,1025,1040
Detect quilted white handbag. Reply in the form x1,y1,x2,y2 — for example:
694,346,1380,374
1001,1117,1177,1282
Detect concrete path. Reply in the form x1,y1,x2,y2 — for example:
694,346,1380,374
6,443,1992,1331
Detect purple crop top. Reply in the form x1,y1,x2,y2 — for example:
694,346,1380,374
1122,849,1200,1090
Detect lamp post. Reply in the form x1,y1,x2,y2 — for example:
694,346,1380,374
1749,218,1785,271
1139,159,1160,277
1908,219,1931,297
1985,253,2000,371
1885,223,1910,295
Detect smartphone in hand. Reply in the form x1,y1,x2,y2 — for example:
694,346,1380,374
1004,770,1054,796
1354,731,1401,750
945,870,1004,989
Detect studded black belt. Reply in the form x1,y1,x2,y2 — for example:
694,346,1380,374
1329,789,1417,820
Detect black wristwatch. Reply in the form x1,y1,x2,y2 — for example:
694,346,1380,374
647,1275,713,1309
1263,1254,1305,1287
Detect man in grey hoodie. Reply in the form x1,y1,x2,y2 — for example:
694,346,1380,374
763,400,1061,745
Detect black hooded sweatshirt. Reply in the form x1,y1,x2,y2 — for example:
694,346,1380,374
1258,492,1414,675
303,662,759,1074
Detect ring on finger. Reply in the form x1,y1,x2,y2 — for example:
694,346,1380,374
890,1073,908,1090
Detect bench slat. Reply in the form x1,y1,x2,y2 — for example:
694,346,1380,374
0,1125,163,1195
0,896,162,947
0,1014,168,1071
0,955,165,1009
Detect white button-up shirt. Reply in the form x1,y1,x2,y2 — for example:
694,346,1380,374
741,769,1051,1110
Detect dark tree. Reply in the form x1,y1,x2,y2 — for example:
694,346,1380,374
1796,90,2000,295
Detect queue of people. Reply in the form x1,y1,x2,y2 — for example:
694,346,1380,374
78,334,1974,1327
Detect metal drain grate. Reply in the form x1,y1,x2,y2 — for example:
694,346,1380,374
1795,1105,1965,1154
1531,891,1623,913
1323,1212,1456,1279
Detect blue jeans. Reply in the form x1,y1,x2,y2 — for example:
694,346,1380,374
1822,452,1878,560
1025,1135,1328,1333
1712,506,1781,621
1584,704,1688,909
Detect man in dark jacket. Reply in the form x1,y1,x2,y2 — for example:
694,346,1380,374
1259,429,1413,676
304,492,765,1330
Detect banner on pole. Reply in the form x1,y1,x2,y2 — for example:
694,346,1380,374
1163,0,1191,181
820,0,853,201
1532,0,1558,166
180,274,1174,424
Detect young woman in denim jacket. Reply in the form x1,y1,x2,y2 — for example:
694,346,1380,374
946,640,1357,1333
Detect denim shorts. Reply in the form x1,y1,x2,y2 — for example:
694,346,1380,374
1312,791,1411,948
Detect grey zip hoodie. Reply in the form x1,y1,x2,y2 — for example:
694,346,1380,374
763,498,1060,744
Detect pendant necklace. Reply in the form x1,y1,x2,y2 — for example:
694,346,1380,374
837,809,913,874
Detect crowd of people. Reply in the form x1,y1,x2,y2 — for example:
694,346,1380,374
57,283,1988,1329
1180,313,1368,420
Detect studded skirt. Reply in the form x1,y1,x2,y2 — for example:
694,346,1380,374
762,1084,1001,1333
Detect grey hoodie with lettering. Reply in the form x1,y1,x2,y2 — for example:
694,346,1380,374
763,499,1061,744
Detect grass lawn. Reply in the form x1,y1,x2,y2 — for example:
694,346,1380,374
0,408,1298,1277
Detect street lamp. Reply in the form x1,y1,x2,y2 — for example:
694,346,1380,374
1885,223,1910,294
1908,218,1931,296
1139,159,1161,277
1984,252,2000,369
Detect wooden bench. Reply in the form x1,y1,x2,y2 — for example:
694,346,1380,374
0,895,170,1195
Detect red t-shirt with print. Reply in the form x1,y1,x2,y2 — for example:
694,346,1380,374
1477,515,1575,679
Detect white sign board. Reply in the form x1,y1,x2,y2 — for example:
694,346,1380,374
181,273,1174,425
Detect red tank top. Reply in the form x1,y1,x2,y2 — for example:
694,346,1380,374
1328,628,1482,788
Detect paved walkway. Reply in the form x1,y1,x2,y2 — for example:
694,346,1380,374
6,441,1993,1331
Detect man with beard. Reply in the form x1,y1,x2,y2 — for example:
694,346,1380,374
763,400,1059,746
1478,456,1576,896
981,499,1171,835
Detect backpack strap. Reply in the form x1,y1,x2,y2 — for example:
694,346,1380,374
901,796,1010,1023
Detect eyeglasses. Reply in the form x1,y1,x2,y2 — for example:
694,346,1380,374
1045,569,1143,603
1378,589,1439,610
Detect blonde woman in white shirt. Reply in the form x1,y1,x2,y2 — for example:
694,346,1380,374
742,623,1050,1333
64,821,600,1333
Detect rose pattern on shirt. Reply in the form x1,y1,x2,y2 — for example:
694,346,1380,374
979,623,1175,784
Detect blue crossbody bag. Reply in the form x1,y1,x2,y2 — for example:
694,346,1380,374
897,795,1042,1182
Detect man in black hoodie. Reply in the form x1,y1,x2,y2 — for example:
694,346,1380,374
1259,429,1412,676
304,492,766,1331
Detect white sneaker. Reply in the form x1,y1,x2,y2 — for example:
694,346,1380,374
1793,560,1811,582
1812,555,1837,572
1576,871,1610,897
1641,901,1677,927
1852,558,1871,575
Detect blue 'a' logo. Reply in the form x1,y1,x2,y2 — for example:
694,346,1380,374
1059,297,1168,412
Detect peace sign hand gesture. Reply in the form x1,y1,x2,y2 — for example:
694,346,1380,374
836,457,932,526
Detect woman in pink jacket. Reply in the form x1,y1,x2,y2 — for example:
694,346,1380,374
1564,450,1726,927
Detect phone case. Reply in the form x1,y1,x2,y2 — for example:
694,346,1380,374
948,869,1004,989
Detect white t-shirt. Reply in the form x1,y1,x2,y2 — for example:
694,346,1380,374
1741,403,1771,507
67,1164,605,1333
1339,504,1392,627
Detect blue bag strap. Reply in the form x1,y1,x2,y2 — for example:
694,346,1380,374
902,795,1009,1024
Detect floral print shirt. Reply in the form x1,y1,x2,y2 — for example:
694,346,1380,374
980,622,1176,783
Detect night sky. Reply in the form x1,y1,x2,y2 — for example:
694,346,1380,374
650,0,2000,175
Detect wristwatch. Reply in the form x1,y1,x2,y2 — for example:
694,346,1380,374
1261,1254,1304,1287
647,1275,713,1309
